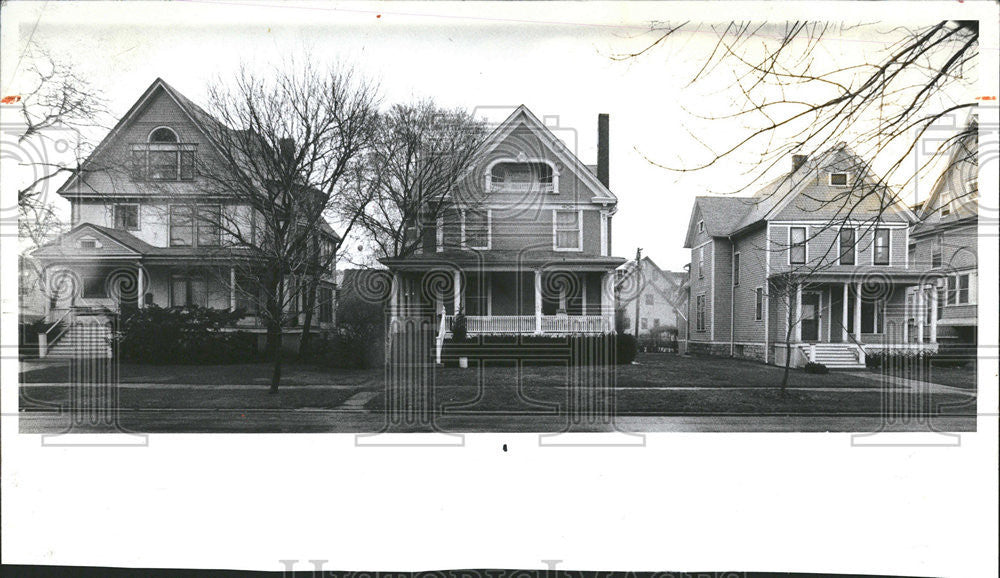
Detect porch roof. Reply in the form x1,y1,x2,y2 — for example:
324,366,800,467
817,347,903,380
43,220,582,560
380,250,626,272
768,269,930,284
33,223,253,263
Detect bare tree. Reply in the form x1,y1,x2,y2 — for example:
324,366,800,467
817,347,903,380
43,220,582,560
344,101,489,261
187,63,380,393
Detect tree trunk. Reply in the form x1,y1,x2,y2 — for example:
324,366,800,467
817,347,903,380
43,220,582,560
298,274,319,360
270,330,283,394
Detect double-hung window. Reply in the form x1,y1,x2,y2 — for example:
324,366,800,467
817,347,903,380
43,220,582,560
755,287,764,321
131,127,196,181
170,275,207,307
114,204,139,231
732,251,741,285
698,247,704,278
838,228,855,265
931,233,942,268
789,227,807,264
948,273,974,305
695,295,706,331
873,228,890,265
553,210,581,251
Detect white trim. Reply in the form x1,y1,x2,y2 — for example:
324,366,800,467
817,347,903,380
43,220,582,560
828,172,850,187
788,225,808,266
697,220,705,233
600,210,609,256
836,226,858,266
552,208,584,252
871,227,891,266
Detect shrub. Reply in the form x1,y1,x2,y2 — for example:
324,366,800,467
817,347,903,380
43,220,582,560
865,349,935,372
616,333,638,364
451,312,467,342
117,305,255,364
310,294,385,369
19,319,51,359
804,362,829,374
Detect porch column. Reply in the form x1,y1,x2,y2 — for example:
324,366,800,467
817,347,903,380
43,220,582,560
601,271,613,331
902,292,909,343
841,283,848,342
794,283,802,342
929,285,938,343
917,285,925,343
137,265,146,309
534,269,543,334
453,269,462,314
229,267,236,312
854,282,862,342
390,272,400,322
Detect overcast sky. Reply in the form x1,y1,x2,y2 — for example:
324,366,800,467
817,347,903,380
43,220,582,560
2,1,982,270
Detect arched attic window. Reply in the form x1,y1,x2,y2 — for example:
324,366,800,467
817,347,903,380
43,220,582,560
488,161,555,193
148,127,179,143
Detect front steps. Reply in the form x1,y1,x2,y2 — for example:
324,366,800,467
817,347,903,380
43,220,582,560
807,343,865,369
43,320,114,359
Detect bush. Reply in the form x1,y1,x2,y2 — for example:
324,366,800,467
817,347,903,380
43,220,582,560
19,319,51,359
616,333,638,364
309,294,385,369
804,362,829,374
865,349,935,372
441,333,637,365
117,305,256,364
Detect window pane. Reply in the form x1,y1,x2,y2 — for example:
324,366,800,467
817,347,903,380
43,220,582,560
149,151,178,180
958,274,969,304
556,211,578,227
947,276,956,305
556,230,578,248
197,205,221,246
790,228,806,264
114,205,138,230
180,151,196,180
830,173,848,186
170,206,194,246
149,127,178,143
83,276,106,298
130,149,146,180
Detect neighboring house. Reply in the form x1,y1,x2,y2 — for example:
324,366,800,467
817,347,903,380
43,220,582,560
31,78,339,356
380,106,625,339
681,144,929,369
908,119,979,356
615,256,684,335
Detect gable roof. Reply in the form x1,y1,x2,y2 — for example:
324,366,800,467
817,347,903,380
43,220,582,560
468,105,617,205
33,223,151,258
912,118,978,235
683,143,914,247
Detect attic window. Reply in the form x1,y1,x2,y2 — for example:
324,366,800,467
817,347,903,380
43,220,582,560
698,220,705,233
829,173,849,186
941,202,951,216
78,237,100,249
489,162,555,193
149,127,178,143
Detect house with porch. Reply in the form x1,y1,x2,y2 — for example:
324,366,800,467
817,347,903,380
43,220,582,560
908,118,979,357
31,78,339,358
379,106,625,346
681,143,932,369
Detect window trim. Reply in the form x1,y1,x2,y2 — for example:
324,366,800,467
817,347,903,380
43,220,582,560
871,228,891,266
461,209,491,250
698,247,704,279
754,286,764,321
147,126,179,143
829,172,850,187
169,274,208,308
111,203,140,232
732,251,741,286
697,220,705,233
837,227,857,266
170,204,221,248
552,209,583,252
695,294,706,332
788,226,808,265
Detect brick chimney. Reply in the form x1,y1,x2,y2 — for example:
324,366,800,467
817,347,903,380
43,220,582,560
792,154,808,173
597,113,609,188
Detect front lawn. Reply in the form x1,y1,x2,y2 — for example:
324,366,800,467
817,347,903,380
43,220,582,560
19,360,380,387
20,384,361,411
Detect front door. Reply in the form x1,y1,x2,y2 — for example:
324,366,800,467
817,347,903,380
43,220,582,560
801,292,820,341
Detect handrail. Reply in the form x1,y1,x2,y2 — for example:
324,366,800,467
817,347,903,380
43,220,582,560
44,308,76,346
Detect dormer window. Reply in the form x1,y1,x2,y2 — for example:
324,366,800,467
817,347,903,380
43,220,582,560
489,161,555,193
131,126,196,181
829,173,849,186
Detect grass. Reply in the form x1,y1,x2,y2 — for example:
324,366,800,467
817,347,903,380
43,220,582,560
19,360,381,386
20,385,360,411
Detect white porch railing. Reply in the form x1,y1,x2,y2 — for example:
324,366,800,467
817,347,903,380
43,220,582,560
445,314,613,335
